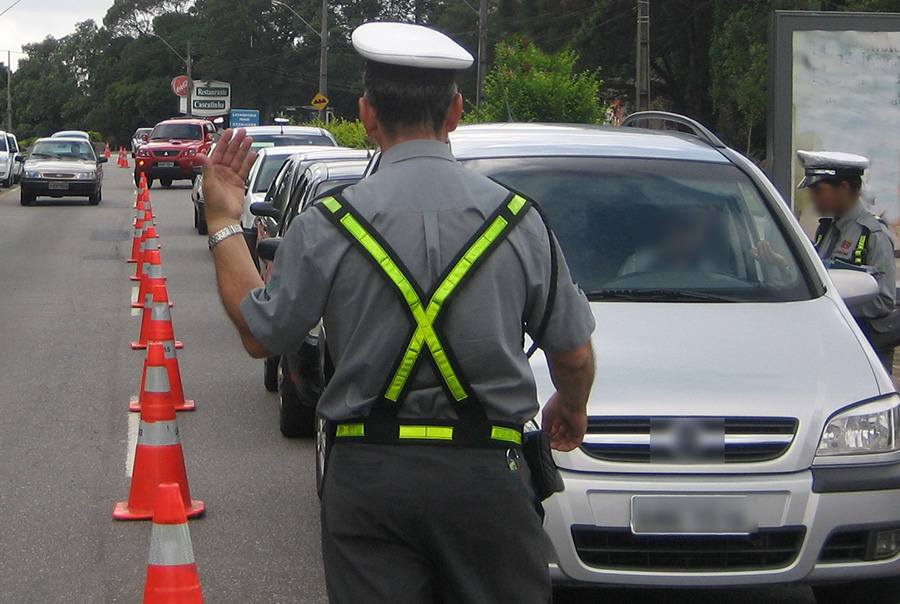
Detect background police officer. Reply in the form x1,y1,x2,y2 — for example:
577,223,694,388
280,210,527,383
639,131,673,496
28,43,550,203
199,22,596,604
799,150,898,371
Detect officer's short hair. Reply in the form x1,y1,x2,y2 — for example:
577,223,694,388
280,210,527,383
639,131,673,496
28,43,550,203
818,175,863,193
363,69,458,137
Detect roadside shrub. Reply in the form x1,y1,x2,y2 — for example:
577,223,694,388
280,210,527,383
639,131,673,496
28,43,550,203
307,118,371,149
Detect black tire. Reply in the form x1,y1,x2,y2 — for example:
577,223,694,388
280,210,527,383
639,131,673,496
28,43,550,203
160,177,173,188
315,418,331,499
1,175,10,188
193,206,199,229
813,577,900,604
279,359,316,439
197,206,208,235
88,187,101,205
264,356,280,392
146,177,154,189
19,188,35,206
133,173,141,187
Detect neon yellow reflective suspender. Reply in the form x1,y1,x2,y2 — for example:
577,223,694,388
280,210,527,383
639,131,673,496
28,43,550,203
854,232,868,266
319,194,529,404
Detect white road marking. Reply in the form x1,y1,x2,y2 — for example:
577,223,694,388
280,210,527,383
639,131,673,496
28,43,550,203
131,307,141,317
130,285,139,305
125,410,140,477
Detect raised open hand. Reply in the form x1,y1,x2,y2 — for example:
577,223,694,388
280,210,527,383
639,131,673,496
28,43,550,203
197,128,257,230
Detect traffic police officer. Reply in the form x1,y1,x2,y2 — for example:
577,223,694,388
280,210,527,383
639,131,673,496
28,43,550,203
199,22,596,604
799,150,898,371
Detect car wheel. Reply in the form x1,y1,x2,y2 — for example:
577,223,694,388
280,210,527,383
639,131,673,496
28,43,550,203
1,175,10,188
813,577,900,604
146,177,154,189
160,177,173,188
197,207,208,235
279,359,316,439
315,418,331,499
193,206,199,229
133,173,141,187
19,188,35,206
88,187,101,205
264,356,280,392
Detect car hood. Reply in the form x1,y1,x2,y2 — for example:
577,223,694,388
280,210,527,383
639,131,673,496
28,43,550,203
144,140,201,147
25,159,97,172
531,295,885,473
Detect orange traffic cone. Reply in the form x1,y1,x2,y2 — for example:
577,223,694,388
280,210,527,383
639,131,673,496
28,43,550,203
104,142,111,159
128,216,146,263
114,343,205,520
131,316,192,411
139,172,149,189
132,226,160,281
133,284,183,350
134,249,166,309
141,483,204,604
122,150,130,169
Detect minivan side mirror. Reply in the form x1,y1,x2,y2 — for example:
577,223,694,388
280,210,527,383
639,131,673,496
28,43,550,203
827,268,880,308
97,156,108,164
257,237,282,262
250,201,280,219
14,155,24,163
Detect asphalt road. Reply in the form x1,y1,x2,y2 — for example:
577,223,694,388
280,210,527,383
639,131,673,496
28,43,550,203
0,165,815,603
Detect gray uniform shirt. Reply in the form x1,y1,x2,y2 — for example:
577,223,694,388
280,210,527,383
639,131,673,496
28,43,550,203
241,139,595,424
817,202,897,327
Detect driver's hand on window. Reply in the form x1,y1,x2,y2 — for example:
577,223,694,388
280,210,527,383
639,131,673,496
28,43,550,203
750,240,791,272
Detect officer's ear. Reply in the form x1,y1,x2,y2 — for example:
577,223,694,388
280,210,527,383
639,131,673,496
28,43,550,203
359,97,381,145
444,93,464,135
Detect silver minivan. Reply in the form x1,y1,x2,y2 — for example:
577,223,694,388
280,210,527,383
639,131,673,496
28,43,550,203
322,116,900,604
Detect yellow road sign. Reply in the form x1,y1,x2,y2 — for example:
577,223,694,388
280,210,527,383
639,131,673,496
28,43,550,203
311,93,329,110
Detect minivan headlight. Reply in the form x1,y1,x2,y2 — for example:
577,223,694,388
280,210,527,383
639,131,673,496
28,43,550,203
24,171,40,179
817,395,900,456
75,171,97,180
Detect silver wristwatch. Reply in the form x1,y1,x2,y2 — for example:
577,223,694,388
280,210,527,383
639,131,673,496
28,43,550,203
208,224,244,251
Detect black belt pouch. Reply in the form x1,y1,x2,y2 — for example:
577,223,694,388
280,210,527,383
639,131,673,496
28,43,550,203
522,430,565,502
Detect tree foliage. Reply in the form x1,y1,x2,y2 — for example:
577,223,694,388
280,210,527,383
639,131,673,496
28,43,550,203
470,37,603,123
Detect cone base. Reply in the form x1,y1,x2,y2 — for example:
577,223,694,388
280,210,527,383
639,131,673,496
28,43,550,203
129,399,195,412
127,258,138,263
113,499,205,521
130,275,141,281
131,341,183,351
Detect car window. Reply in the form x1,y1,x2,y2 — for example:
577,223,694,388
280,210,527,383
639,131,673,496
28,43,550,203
269,162,296,213
254,155,292,192
0,136,6,152
250,135,336,150
7,136,17,153
463,157,813,303
151,123,203,141
29,140,95,161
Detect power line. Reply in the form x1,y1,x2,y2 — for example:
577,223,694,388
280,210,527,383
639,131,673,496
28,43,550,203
0,0,26,19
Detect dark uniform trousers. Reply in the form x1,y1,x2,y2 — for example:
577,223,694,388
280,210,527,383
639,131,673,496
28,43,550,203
320,443,553,604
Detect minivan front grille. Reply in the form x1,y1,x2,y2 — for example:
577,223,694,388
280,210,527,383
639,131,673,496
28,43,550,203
152,149,180,157
580,417,798,464
571,526,805,572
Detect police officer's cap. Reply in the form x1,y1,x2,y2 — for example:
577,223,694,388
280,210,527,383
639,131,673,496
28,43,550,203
352,22,474,85
797,150,870,189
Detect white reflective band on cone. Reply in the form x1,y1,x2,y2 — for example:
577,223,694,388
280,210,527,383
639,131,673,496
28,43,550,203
148,523,195,566
161,340,177,360
150,302,171,322
138,420,180,446
147,263,163,279
145,365,172,394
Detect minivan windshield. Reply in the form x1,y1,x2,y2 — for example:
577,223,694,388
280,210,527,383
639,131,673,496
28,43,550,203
29,140,95,161
151,123,203,141
250,134,335,150
464,157,812,303
254,154,294,192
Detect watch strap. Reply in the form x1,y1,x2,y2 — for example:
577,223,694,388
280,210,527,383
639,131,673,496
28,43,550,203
208,224,244,251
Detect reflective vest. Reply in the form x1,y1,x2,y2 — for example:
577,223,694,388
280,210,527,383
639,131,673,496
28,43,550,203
317,191,533,448
814,217,871,267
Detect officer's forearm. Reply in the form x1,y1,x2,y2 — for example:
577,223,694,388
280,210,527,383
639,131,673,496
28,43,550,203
546,340,595,411
211,232,273,359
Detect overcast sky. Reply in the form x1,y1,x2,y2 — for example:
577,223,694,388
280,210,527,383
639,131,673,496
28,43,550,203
0,0,111,67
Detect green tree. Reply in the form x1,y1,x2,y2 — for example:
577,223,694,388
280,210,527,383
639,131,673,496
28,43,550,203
470,37,603,123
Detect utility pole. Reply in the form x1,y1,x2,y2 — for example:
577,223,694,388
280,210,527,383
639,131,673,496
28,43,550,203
185,41,193,117
476,0,488,109
319,0,328,120
635,0,650,112
6,50,11,132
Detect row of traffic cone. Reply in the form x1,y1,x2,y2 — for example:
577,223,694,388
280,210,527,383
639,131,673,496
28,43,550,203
117,147,131,169
118,175,205,602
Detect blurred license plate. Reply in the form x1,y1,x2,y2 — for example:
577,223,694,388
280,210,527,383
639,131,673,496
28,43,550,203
48,181,68,190
631,495,758,535
157,161,175,168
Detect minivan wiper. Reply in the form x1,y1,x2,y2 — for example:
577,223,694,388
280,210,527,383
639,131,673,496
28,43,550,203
586,289,740,303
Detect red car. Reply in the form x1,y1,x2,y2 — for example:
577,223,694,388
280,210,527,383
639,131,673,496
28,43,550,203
134,118,215,188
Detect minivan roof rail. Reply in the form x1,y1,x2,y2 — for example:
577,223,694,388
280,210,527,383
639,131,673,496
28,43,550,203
621,111,727,149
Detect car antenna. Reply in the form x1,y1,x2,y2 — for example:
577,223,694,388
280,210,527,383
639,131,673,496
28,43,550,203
274,116,290,135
